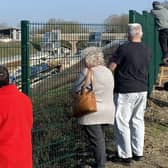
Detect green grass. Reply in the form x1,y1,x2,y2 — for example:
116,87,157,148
0,38,41,58
146,122,168,137
32,82,80,168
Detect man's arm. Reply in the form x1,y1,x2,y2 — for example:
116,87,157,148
72,68,87,93
108,62,117,72
108,45,122,72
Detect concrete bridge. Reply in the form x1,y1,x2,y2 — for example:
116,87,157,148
60,33,126,53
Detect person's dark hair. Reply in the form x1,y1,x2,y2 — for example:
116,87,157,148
153,1,160,5
152,1,162,8
0,66,9,88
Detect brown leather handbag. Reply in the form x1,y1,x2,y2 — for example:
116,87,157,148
73,69,97,118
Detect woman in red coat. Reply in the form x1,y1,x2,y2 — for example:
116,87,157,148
0,66,33,168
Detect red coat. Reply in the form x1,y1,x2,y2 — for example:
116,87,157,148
0,84,33,168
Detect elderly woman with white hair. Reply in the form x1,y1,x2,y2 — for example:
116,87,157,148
73,47,115,168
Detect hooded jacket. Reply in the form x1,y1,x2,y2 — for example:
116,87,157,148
151,4,168,30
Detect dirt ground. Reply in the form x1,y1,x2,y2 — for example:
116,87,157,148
103,88,168,168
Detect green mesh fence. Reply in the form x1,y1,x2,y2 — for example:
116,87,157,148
28,23,127,167
0,41,21,85
129,10,162,95
0,23,127,167
0,12,163,167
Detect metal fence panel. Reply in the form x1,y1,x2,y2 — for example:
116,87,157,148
0,23,127,167
27,23,127,167
0,17,161,167
21,20,31,95
0,40,21,86
0,10,164,167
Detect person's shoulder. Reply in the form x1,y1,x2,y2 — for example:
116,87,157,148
151,8,164,15
154,7,168,12
162,7,168,14
139,42,150,49
141,43,150,50
94,66,113,80
93,65,110,73
19,91,32,103
119,41,129,47
116,41,129,51
151,9,156,14
140,43,151,56
97,65,110,71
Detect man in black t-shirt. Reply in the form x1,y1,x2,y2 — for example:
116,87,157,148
109,23,151,164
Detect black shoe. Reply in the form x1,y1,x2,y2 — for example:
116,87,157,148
121,158,132,163
132,154,144,161
111,156,132,165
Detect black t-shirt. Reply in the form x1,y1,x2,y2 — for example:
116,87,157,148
110,42,151,93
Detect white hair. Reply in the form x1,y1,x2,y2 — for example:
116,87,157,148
81,47,105,67
128,23,143,38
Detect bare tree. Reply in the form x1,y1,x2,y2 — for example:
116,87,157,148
37,18,89,34
104,14,128,32
104,14,128,25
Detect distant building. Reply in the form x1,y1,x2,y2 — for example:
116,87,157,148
41,29,61,55
0,27,21,42
88,32,102,47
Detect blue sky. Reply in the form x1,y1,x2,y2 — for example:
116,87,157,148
1,0,156,26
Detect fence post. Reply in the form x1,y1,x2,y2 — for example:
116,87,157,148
21,20,30,96
129,10,136,23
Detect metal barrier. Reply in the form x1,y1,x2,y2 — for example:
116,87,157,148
0,17,161,167
0,8,164,167
0,21,126,168
0,41,21,86
129,10,162,95
21,22,126,167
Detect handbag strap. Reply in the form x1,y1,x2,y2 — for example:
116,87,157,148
82,68,94,90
